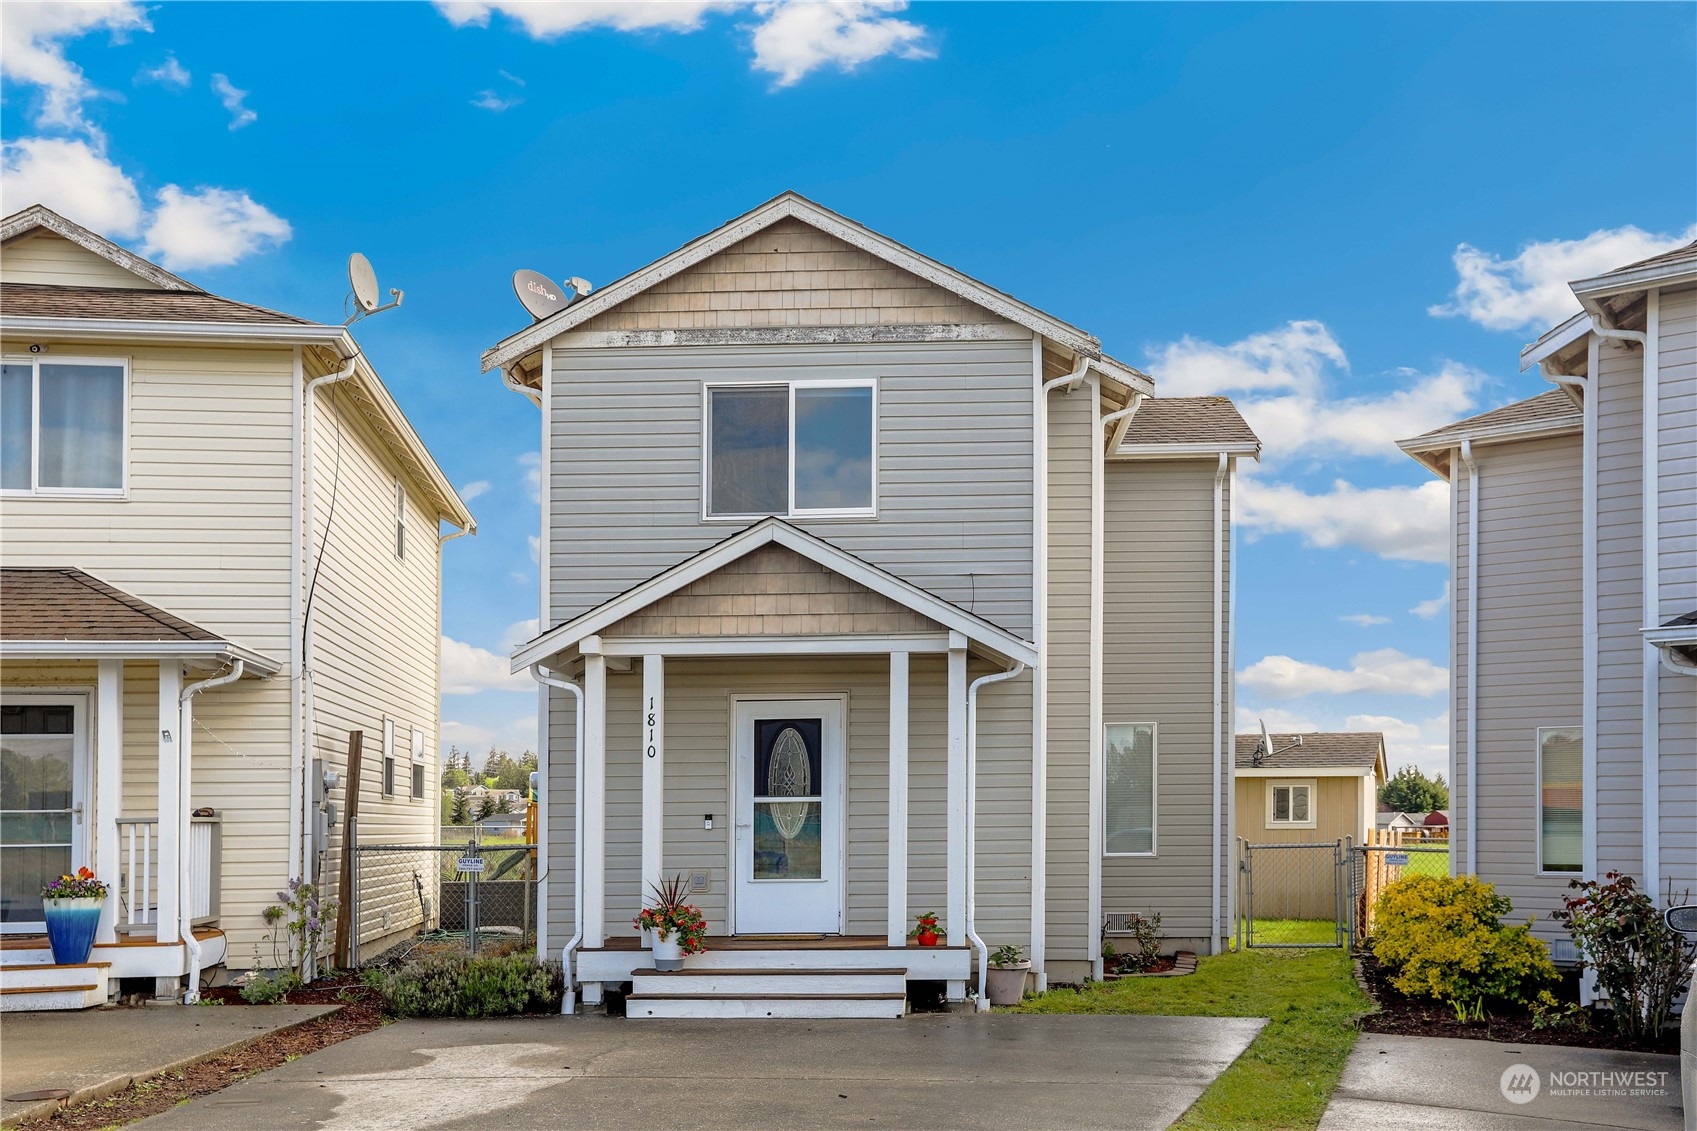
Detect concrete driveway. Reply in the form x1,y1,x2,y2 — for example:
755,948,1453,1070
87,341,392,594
132,1013,1265,1131
1320,1033,1685,1130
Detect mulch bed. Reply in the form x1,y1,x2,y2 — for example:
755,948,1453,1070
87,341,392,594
1355,953,1678,1054
29,973,387,1131
1102,951,1198,979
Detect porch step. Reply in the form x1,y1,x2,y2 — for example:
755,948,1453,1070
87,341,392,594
626,992,907,1020
0,962,110,1011
631,967,907,997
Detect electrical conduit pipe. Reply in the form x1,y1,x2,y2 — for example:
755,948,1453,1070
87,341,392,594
530,663,584,1013
967,660,1025,1010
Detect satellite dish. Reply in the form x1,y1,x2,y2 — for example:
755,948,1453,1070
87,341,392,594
1257,718,1273,766
348,253,380,314
512,271,592,321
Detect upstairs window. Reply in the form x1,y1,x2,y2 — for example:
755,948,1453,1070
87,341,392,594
1104,722,1156,855
705,381,875,518
1538,726,1582,873
1,359,126,496
393,482,407,560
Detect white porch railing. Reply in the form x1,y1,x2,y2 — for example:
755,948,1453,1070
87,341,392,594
115,815,222,932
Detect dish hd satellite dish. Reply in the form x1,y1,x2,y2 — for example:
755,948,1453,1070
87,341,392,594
512,271,593,322
348,253,380,313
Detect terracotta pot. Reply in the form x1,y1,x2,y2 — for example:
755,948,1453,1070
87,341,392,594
985,961,1031,1006
916,930,940,947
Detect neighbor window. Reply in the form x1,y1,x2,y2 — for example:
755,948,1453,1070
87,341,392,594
1,359,127,495
393,482,406,560
705,382,875,518
1268,780,1315,828
1104,723,1156,855
382,718,396,798
409,727,426,800
1538,726,1582,873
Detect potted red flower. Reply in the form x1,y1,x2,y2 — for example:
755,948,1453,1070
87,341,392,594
907,911,946,947
41,867,108,965
634,875,707,971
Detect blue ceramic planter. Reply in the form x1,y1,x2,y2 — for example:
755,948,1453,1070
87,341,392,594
43,897,103,965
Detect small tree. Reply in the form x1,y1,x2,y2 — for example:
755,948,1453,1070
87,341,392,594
450,789,470,826
477,795,496,821
1379,765,1449,814
495,793,516,815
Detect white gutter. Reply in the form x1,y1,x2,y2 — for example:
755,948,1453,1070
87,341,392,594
530,663,584,1014
503,365,542,408
299,355,357,884
1210,452,1227,953
1459,440,1479,876
1640,292,1660,899
178,660,245,1003
0,316,345,347
967,660,1025,1010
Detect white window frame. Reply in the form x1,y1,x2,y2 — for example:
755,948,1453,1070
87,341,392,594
381,717,396,798
409,727,426,800
1102,721,1157,857
393,481,407,561
1535,725,1584,876
700,379,879,522
1266,779,1317,830
0,355,130,499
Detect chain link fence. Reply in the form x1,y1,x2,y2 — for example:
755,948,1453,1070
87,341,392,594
349,830,537,967
1237,838,1352,948
1355,838,1451,941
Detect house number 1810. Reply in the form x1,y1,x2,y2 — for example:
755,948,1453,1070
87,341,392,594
646,697,657,759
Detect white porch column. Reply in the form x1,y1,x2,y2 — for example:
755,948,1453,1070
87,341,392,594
582,638,608,949
95,660,123,943
641,654,664,910
946,634,967,962
155,663,182,946
887,650,910,947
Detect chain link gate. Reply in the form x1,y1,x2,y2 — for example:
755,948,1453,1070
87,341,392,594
1236,837,1353,948
349,834,538,966
1355,836,1452,942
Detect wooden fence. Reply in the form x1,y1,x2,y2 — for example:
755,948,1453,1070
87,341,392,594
1357,827,1452,936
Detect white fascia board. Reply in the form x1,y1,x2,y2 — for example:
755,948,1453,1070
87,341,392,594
481,193,1103,373
1235,766,1376,779
510,518,1038,671
1089,356,1154,396
1397,417,1583,459
1110,442,1261,461
0,316,344,348
1641,625,1697,647
598,633,953,657
1,639,282,676
1,207,198,291
1570,260,1697,299
1520,312,1594,372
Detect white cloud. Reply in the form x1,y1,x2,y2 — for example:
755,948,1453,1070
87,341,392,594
1430,224,1697,333
471,89,521,112
137,55,189,88
1410,582,1450,619
209,73,256,130
460,479,492,502
500,618,541,653
1237,476,1450,563
0,136,143,236
527,535,540,564
1152,320,1345,399
141,185,291,270
0,1,148,134
441,635,532,694
1339,613,1390,627
750,0,932,87
436,0,933,87
440,716,537,760
519,451,541,503
497,69,526,86
1235,706,1321,736
1239,648,1448,700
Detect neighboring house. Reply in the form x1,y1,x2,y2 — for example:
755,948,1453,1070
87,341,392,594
0,206,473,1009
1376,810,1422,834
1421,810,1450,838
1399,240,1697,954
1233,731,1387,846
485,192,1258,1016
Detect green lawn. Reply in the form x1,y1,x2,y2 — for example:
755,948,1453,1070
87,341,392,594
1240,918,1341,947
1014,948,1370,1131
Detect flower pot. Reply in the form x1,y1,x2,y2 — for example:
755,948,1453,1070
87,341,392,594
916,930,940,947
984,961,1031,1006
43,896,103,965
651,933,685,971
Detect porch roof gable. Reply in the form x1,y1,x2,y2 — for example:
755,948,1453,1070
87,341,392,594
511,518,1038,671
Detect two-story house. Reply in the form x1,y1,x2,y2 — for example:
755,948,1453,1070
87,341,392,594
484,193,1258,1017
0,205,473,1009
1398,240,1696,957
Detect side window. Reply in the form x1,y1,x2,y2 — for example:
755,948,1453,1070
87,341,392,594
393,482,406,560
382,718,396,798
1,359,127,495
1537,727,1582,873
1103,723,1156,855
410,727,426,801
1268,780,1314,827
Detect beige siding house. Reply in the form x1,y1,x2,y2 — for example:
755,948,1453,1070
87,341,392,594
0,206,472,1010
1399,240,1697,960
484,193,1258,1017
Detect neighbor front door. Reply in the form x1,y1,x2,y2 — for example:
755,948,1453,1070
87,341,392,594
732,698,843,935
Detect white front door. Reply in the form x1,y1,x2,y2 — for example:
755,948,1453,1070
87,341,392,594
1,695,90,933
732,698,843,935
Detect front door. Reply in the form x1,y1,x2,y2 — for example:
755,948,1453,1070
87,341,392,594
1,695,89,932
732,698,843,935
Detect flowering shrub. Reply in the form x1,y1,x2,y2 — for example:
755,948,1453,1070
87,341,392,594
634,875,708,954
41,866,108,900
257,878,337,979
1371,873,1556,1013
374,953,562,1018
1555,871,1694,1041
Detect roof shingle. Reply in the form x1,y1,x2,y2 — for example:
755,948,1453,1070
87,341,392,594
0,283,312,325
1119,396,1259,448
1407,390,1580,446
1,567,221,643
1234,731,1384,771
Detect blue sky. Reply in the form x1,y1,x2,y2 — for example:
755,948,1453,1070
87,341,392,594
4,1,1693,780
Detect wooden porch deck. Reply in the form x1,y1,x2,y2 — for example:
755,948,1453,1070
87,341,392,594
587,934,968,952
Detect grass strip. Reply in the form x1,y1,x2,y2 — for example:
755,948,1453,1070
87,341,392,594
1014,947,1369,1131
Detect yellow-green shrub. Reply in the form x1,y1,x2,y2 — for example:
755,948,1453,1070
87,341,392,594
1371,874,1556,1010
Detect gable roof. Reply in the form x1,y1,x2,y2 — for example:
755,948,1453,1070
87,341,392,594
1397,390,1582,477
1234,731,1386,775
1,205,197,291
511,517,1038,672
0,566,280,673
1112,396,1261,458
1571,236,1697,298
480,191,1151,393
0,282,310,325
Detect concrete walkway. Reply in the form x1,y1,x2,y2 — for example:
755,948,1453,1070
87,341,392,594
1320,1033,1685,1130
0,1004,338,1127
132,1013,1266,1131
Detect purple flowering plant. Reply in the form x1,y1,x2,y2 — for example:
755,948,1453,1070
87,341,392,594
255,877,338,981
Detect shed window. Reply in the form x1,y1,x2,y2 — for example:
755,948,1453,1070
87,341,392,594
1104,723,1156,855
706,382,874,518
1538,727,1582,873
1,359,126,495
1267,780,1315,828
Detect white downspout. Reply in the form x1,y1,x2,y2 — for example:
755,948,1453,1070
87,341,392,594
530,663,583,1014
1639,293,1660,901
299,354,357,886
178,660,245,1003
503,365,542,408
1210,452,1227,954
1459,440,1479,877
968,660,1025,1010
